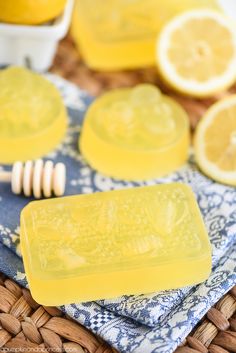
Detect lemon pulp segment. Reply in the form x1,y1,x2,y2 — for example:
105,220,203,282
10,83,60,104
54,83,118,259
0,67,67,164
80,84,190,180
20,183,211,305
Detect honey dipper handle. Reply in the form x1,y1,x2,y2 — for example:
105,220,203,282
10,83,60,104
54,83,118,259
0,171,12,183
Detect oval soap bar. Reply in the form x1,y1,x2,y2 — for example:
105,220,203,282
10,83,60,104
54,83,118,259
0,67,67,164
80,84,190,180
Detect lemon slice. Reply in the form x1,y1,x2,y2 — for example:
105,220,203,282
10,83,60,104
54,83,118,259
194,95,236,186
0,67,67,164
156,10,236,97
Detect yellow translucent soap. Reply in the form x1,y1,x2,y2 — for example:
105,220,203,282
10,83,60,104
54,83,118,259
0,67,67,164
80,84,190,180
71,0,219,70
20,183,211,306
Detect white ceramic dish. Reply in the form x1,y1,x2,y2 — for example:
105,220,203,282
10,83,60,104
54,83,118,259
0,0,74,72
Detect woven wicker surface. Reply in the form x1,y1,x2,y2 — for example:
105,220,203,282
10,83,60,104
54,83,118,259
0,273,116,353
0,272,235,353
14,35,231,352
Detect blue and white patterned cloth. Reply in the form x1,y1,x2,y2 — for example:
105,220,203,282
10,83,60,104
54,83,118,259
0,74,235,353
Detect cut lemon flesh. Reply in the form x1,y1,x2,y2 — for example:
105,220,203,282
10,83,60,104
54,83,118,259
194,95,236,186
156,10,236,97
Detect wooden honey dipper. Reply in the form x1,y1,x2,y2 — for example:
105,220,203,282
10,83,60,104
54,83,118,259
0,160,66,198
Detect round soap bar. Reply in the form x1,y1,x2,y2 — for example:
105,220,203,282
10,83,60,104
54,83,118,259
0,67,67,164
80,84,190,180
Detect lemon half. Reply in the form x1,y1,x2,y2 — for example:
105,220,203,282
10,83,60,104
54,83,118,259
156,10,236,97
194,95,236,186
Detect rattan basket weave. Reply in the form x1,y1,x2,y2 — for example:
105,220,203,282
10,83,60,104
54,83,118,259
0,272,235,352
0,273,116,353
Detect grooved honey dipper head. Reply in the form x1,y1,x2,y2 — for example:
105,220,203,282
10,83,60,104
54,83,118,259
11,160,66,199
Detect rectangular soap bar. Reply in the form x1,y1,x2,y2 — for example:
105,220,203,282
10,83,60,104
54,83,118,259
20,183,212,305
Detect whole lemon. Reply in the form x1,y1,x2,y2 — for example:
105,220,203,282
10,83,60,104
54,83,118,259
0,0,67,25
